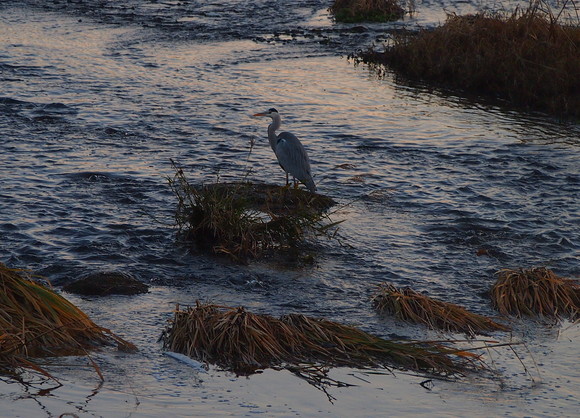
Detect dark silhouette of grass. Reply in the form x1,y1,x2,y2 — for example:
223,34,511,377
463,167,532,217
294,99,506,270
357,0,580,118
330,0,404,23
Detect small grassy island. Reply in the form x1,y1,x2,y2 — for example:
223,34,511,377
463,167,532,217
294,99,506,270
169,162,339,264
357,1,580,118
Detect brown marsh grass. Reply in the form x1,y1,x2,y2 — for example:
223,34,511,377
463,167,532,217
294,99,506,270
161,302,487,378
168,161,340,263
491,267,580,319
330,0,405,23
0,263,136,378
372,283,510,336
357,0,580,118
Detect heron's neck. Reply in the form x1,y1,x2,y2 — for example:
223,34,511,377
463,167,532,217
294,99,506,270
267,115,281,151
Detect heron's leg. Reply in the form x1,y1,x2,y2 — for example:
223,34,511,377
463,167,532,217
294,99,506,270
293,177,299,189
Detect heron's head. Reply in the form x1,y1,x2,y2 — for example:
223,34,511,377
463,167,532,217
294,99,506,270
253,108,279,119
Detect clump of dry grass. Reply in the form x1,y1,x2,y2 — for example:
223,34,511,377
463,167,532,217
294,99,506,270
330,0,405,23
491,267,580,319
168,161,340,263
0,263,136,377
372,283,510,335
357,0,580,118
161,302,486,378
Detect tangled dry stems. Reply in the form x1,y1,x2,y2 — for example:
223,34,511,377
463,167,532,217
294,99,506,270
168,162,339,263
491,267,580,319
358,0,580,118
0,263,136,377
372,283,510,335
330,0,405,22
161,302,486,377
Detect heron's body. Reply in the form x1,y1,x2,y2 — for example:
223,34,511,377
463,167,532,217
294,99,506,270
254,108,316,193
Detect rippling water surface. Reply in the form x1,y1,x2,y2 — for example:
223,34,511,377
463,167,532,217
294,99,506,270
1,1,579,416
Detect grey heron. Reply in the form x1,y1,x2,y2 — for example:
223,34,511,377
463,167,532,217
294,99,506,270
253,108,317,193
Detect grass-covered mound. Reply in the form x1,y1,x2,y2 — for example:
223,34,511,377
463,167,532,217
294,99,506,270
169,163,339,263
357,1,580,118
161,302,486,378
0,263,136,378
372,283,510,336
491,267,579,319
330,0,404,23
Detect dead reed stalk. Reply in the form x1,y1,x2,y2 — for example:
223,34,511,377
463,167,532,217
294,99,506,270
491,267,580,319
372,283,510,335
0,263,136,377
161,302,486,377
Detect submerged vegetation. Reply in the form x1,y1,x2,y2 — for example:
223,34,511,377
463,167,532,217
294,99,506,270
491,267,580,319
161,302,487,379
372,283,510,336
0,263,136,378
330,0,405,23
357,0,580,118
168,161,339,263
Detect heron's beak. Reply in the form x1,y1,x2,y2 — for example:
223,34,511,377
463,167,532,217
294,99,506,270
253,113,267,117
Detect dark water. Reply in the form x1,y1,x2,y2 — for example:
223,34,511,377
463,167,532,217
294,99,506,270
1,1,579,416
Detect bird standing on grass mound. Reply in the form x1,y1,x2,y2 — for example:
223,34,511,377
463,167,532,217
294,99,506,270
253,108,317,193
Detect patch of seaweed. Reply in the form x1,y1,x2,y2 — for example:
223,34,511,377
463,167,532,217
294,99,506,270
491,267,579,319
372,283,510,336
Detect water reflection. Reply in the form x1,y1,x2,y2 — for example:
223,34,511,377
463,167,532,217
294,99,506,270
1,1,579,416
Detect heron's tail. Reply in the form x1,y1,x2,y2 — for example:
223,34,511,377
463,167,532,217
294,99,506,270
303,176,317,193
